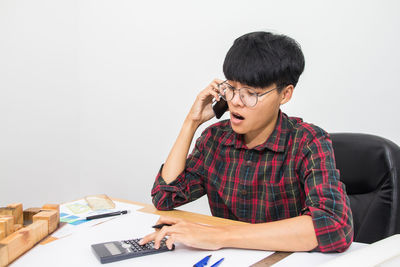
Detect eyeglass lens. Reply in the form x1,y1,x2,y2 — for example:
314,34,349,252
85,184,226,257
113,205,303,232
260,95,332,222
218,83,258,107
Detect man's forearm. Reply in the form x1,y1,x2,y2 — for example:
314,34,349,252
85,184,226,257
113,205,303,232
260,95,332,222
161,118,199,184
218,215,318,251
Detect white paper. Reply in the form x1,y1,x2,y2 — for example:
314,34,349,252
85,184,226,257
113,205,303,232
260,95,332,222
272,242,368,267
13,210,272,267
318,235,400,267
59,200,143,220
52,201,143,238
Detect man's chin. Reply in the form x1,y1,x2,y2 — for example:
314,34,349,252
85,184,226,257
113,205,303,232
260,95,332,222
230,122,247,134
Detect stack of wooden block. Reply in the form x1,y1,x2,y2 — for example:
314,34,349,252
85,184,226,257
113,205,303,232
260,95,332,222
0,203,60,267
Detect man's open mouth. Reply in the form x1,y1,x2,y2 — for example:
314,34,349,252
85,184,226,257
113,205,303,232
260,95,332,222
231,112,245,120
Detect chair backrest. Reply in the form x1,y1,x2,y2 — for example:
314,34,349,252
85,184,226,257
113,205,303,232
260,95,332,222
330,133,400,243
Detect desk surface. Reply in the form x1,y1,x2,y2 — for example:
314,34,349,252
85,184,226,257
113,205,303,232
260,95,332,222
16,197,371,267
111,198,289,266
37,197,285,266
131,199,400,267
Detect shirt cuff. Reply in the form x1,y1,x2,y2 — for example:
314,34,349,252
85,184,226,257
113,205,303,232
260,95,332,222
302,206,352,252
152,164,186,193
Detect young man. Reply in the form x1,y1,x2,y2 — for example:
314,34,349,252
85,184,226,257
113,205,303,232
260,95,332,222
140,31,353,252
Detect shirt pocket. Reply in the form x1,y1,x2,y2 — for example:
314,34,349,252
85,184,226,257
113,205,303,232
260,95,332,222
263,167,304,219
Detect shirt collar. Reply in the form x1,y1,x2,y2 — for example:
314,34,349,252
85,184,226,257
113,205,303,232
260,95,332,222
221,110,289,152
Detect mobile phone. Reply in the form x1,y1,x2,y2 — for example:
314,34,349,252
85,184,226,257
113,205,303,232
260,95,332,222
212,99,228,119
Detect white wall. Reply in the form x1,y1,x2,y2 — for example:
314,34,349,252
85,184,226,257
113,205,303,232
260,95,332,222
1,0,399,211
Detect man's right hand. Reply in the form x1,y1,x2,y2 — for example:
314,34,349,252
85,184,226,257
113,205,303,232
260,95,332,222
185,78,225,127
160,78,224,184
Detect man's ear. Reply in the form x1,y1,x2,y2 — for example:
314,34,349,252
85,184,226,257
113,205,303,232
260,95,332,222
280,85,294,105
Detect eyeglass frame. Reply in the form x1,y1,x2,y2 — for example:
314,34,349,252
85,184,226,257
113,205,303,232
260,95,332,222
217,80,281,107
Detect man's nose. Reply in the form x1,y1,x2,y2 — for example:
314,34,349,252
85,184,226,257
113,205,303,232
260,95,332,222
230,91,245,107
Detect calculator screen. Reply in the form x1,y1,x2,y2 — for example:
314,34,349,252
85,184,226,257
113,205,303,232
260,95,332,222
104,243,122,255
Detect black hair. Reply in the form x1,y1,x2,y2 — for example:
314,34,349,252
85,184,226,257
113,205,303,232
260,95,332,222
223,31,305,91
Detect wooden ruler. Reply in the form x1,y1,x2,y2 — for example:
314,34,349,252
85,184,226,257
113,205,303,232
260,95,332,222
250,252,293,267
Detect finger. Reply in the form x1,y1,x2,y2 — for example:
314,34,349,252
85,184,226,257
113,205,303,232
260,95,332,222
154,226,171,249
212,78,225,85
212,80,226,97
212,79,224,89
166,235,176,250
139,231,157,245
211,82,221,91
207,86,220,101
152,216,179,231
158,216,180,225
199,82,220,102
152,218,164,231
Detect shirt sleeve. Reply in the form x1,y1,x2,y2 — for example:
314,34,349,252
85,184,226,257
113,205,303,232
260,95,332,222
299,129,354,253
151,130,208,210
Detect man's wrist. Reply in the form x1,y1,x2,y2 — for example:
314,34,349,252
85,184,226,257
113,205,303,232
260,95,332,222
213,225,233,249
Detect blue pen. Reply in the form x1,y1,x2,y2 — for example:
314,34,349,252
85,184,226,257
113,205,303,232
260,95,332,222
193,254,211,267
210,258,224,267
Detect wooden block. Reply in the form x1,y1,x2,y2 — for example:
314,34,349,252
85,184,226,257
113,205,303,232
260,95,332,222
14,224,23,232
0,227,35,263
23,207,41,225
42,203,59,211
6,203,23,225
0,231,4,240
42,204,60,224
26,220,48,244
0,216,14,237
0,208,17,229
0,244,8,267
0,208,13,218
33,210,58,234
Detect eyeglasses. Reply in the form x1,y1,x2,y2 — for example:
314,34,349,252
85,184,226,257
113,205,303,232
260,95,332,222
217,80,280,107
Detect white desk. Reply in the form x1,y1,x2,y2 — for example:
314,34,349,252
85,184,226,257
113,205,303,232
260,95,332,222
9,198,400,267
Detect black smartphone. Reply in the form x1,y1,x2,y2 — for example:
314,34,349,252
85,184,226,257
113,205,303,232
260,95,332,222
212,99,228,119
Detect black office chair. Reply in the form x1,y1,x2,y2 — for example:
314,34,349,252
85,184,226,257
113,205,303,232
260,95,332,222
330,133,400,244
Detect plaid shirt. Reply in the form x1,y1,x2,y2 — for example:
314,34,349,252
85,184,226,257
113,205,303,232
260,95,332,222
151,110,353,252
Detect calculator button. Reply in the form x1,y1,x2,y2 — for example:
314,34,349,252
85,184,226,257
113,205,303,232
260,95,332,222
121,243,131,249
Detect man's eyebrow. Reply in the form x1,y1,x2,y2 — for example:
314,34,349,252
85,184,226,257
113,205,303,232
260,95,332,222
225,82,235,88
225,82,262,92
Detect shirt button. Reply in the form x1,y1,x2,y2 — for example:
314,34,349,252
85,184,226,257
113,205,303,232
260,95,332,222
241,189,247,196
246,160,252,165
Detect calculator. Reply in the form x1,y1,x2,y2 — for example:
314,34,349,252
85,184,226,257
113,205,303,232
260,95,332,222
91,237,174,264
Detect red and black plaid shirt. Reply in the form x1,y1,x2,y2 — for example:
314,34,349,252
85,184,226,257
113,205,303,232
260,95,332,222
151,110,353,252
